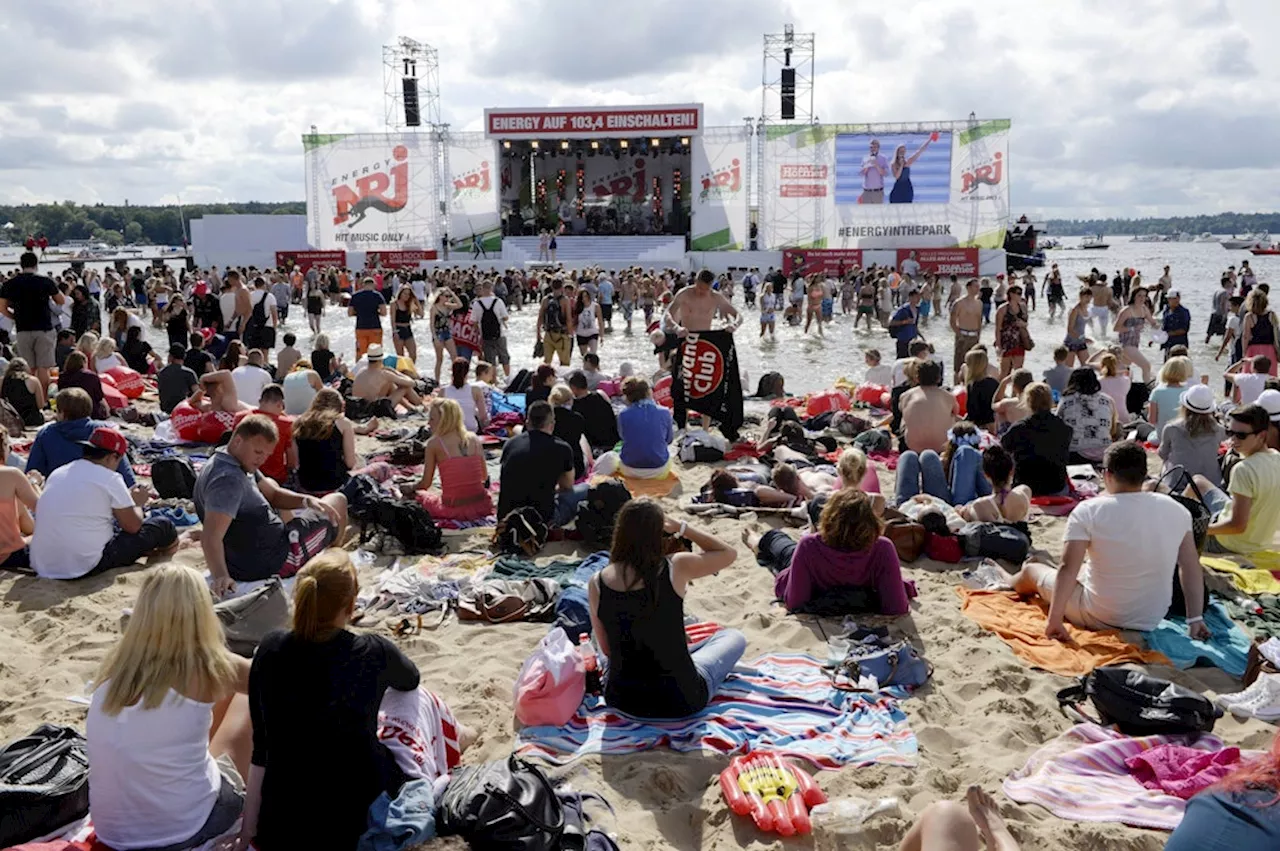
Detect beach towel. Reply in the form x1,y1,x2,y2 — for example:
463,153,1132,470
607,471,679,498
491,555,582,586
670,330,744,441
1228,593,1280,639
957,589,1169,676
1125,744,1242,800
515,653,917,771
378,686,461,782
1003,723,1257,830
1203,556,1280,595
1141,600,1250,677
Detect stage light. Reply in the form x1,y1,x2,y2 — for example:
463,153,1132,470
502,140,511,150
619,140,629,149
680,137,690,145
650,138,660,147
590,141,600,149
560,140,570,150
530,141,539,149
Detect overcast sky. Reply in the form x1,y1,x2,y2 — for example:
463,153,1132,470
3,0,1276,218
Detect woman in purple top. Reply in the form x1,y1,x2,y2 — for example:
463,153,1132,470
745,489,911,614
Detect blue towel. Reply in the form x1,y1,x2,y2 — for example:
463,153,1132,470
357,779,436,851
1142,601,1250,677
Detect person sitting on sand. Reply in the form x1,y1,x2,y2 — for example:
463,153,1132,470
1198,404,1280,555
441,357,489,434
282,359,323,416
1000,382,1072,496
27,388,138,486
1157,384,1225,488
569,369,619,452
290,388,382,495
190,370,253,415
351,346,425,415
157,343,200,414
31,426,178,580
607,375,674,477
0,447,38,570
549,384,590,480
93,336,125,373
895,421,991,507
87,564,252,851
899,786,1021,851
1147,355,1194,440
309,333,344,384
497,400,588,527
992,368,1033,434
527,363,558,405
1165,729,1280,850
1055,367,1118,464
1011,441,1209,638
1,357,44,427
963,347,1000,431
194,415,348,597
588,498,747,719
957,445,1030,523
746,489,910,614
57,350,109,419
232,384,296,485
231,348,273,408
235,549,472,851
898,360,959,454
415,398,493,522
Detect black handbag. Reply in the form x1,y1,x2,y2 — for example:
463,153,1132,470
1156,465,1211,616
0,724,91,846
1057,666,1222,736
437,754,564,850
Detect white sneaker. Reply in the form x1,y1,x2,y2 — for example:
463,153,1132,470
1217,676,1271,709
1228,674,1280,721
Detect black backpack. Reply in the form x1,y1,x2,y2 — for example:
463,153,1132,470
437,755,564,851
494,506,549,557
1057,666,1222,736
959,521,1031,563
543,295,566,333
0,724,90,847
505,369,532,394
151,455,197,499
575,480,632,549
479,298,503,341
243,291,269,347
345,478,443,555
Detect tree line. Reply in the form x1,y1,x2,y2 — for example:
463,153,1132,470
1047,212,1280,237
0,202,305,248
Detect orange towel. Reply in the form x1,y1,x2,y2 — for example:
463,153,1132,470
956,588,1169,677
593,473,680,499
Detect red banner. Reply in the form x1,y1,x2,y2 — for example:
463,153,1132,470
781,249,863,277
779,184,828,198
366,250,438,268
484,104,702,140
897,247,979,277
275,250,345,272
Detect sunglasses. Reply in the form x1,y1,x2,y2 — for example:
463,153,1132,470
1228,428,1260,440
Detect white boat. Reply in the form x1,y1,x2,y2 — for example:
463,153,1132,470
1194,232,1220,243
1222,233,1270,250
1081,235,1110,250
1131,234,1165,243
1172,231,1195,242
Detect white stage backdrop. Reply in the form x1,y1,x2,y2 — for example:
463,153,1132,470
760,119,1011,250
304,133,441,252
447,132,501,251
691,126,749,251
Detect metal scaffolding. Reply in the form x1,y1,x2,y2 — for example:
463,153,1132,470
382,37,441,131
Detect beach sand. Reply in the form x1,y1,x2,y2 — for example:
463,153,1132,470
0,419,1275,851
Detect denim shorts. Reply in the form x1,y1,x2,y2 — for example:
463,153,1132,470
1202,486,1233,553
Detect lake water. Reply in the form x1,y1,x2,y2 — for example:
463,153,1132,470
4,240,1274,394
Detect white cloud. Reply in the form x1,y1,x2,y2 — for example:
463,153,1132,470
2,0,1278,217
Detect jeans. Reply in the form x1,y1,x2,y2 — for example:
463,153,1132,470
1202,485,1234,554
692,628,748,697
88,516,178,576
895,445,990,506
756,529,797,574
551,483,590,528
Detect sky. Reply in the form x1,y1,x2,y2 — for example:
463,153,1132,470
2,0,1278,218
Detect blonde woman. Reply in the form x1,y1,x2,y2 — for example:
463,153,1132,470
237,550,469,851
1147,355,1194,439
291,388,381,494
415,397,492,521
76,331,100,369
93,336,125,373
86,564,252,851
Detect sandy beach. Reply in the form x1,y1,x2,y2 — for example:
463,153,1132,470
1,400,1275,851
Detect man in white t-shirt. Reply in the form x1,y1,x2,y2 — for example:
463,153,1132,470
232,350,274,408
1225,355,1270,406
31,427,177,579
246,277,279,351
1011,440,1208,638
900,252,921,281
470,280,511,378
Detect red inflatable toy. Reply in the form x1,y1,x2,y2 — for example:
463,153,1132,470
719,752,827,836
805,390,851,418
100,381,128,411
170,403,235,444
855,383,888,407
653,374,674,409
104,366,145,399
953,386,967,418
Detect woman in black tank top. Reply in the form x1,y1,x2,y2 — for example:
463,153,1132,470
587,498,746,719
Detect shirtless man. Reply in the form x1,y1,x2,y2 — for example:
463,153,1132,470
898,360,958,454
663,269,740,334
351,347,425,413
1089,277,1114,337
950,279,984,385
190,370,252,414
219,270,252,340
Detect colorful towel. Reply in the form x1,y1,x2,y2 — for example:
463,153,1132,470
516,653,917,771
1126,744,1242,800
606,472,680,498
1203,556,1280,595
1004,723,1255,830
957,589,1169,676
1141,600,1250,677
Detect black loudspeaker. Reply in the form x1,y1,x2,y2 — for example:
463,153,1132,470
781,68,796,120
402,77,420,127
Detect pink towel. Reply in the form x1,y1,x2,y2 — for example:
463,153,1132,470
1125,744,1241,800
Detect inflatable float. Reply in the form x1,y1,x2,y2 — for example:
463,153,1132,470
719,752,827,836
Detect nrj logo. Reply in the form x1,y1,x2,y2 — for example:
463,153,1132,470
591,158,647,203
452,161,492,198
961,151,1003,195
332,145,409,227
699,158,742,201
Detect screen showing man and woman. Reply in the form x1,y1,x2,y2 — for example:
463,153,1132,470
834,131,953,205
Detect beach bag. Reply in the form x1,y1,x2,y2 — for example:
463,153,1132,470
0,725,90,847
382,501,444,555
575,480,631,550
0,399,24,438
1157,466,1211,617
882,509,926,562
1057,666,1221,736
151,455,197,499
437,754,564,851
213,576,289,657
456,578,560,624
513,627,586,728
805,390,851,418
505,369,532,394
925,533,965,563
959,522,1031,563
495,506,549,557
832,639,931,690
853,428,891,453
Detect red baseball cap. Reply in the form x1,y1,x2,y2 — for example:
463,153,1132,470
79,427,128,457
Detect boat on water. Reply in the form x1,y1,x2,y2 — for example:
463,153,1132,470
1194,232,1220,243
1222,233,1270,250
1039,237,1061,250
1080,235,1110,250
1131,234,1164,243
1251,245,1280,256
1172,231,1195,243
1004,216,1046,270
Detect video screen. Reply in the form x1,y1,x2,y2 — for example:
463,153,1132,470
833,131,952,205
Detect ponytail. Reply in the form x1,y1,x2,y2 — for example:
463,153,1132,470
290,549,357,641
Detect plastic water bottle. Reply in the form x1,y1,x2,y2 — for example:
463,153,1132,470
810,797,900,845
578,633,601,694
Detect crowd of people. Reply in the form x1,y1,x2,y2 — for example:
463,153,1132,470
2,245,1280,850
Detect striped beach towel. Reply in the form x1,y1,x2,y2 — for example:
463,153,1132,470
515,653,917,770
1003,723,1257,830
